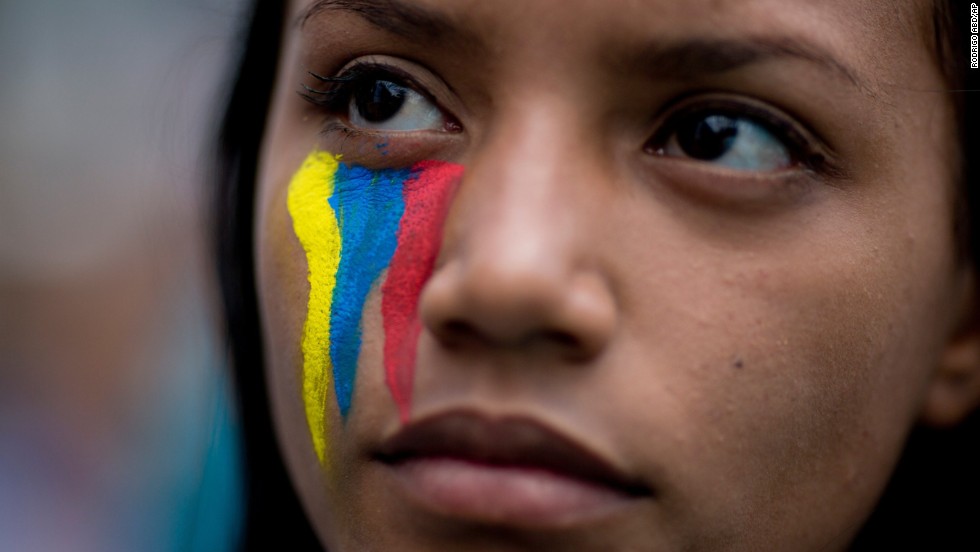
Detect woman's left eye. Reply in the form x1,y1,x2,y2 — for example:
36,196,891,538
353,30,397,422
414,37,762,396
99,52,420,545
653,111,792,172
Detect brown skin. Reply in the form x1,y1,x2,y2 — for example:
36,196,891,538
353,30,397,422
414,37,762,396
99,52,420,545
255,0,980,550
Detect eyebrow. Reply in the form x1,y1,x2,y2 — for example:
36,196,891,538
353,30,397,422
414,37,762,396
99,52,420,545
299,0,865,90
298,0,457,39
618,37,865,89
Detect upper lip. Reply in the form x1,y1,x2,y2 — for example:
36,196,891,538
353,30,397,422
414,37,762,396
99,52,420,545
374,410,651,497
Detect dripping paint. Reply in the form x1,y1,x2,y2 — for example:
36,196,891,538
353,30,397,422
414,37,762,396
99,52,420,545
287,150,463,465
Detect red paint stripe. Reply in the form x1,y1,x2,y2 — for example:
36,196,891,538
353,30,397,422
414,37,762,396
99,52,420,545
382,161,463,422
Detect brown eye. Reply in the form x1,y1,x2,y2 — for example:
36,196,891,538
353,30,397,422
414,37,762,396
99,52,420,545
347,76,444,131
675,114,739,161
654,111,792,172
301,60,460,135
351,79,408,123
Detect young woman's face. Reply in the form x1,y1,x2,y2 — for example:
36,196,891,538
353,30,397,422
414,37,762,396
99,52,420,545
255,0,968,549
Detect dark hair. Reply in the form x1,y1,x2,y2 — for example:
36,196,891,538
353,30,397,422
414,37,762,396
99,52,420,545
214,1,321,549
213,1,978,550
851,2,980,549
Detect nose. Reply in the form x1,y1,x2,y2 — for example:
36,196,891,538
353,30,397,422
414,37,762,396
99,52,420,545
419,108,618,360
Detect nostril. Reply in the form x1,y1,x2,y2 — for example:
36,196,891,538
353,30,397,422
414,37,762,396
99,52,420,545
433,318,499,349
542,330,582,350
541,329,601,362
437,319,483,348
444,320,471,335
437,319,589,356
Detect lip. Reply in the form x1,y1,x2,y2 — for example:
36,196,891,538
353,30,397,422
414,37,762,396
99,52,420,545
374,410,651,527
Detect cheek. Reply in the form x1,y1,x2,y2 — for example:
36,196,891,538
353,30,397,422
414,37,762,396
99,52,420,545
284,151,462,467
611,197,957,542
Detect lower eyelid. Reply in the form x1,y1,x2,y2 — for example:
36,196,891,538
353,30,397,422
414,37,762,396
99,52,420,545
314,122,463,168
640,154,827,211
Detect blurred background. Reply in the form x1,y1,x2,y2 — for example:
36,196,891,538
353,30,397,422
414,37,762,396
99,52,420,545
0,0,246,550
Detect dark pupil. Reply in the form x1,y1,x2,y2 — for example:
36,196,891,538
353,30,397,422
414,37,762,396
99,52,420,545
676,114,739,160
353,79,407,122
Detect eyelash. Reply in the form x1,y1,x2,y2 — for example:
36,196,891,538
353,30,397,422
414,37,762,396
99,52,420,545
646,99,839,177
300,63,458,129
301,65,378,111
299,66,842,179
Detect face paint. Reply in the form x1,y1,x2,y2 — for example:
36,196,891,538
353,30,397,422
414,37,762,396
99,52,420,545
287,150,462,465
382,160,463,421
286,151,342,467
329,163,409,416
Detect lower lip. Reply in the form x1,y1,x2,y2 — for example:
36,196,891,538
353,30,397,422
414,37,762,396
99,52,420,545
385,457,635,527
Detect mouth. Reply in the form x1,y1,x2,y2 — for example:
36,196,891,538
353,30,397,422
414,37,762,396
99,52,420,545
374,410,652,527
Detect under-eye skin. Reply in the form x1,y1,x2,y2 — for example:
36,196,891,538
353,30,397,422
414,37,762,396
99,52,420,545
646,97,838,177
300,61,461,134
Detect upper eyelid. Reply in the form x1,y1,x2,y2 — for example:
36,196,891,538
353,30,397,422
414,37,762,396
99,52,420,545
300,63,422,103
300,60,455,117
314,62,421,90
651,99,806,148
649,98,825,159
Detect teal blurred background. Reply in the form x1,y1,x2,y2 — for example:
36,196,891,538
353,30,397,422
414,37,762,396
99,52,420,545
0,0,246,550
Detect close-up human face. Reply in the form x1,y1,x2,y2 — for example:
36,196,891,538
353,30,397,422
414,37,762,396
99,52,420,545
254,0,969,550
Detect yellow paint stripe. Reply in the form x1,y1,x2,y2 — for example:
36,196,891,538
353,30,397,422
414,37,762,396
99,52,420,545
287,151,342,468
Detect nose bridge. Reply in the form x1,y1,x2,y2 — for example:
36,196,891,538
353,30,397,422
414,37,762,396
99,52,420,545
452,99,582,275
419,97,617,357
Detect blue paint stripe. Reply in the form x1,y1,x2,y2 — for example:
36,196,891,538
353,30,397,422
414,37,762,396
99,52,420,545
328,163,410,417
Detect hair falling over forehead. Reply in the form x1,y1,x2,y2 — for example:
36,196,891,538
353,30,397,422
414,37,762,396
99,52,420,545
214,0,980,549
215,0,309,547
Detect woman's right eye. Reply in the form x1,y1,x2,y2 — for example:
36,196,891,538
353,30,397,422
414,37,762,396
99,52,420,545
347,78,445,132
302,66,452,133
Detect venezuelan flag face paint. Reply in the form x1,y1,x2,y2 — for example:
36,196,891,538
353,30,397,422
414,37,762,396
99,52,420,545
287,150,462,466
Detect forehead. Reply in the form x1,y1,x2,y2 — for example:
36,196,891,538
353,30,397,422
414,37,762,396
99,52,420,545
290,0,933,82
293,0,921,30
